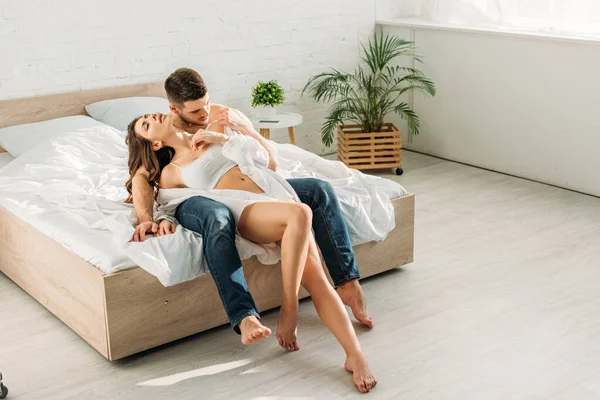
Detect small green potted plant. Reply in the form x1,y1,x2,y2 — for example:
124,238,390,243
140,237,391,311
303,33,436,175
251,80,285,119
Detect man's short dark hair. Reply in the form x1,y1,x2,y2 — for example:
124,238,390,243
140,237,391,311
164,68,208,106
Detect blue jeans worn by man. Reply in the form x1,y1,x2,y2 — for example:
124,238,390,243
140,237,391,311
175,178,373,332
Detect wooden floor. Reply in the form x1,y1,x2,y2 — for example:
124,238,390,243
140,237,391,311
1,151,600,400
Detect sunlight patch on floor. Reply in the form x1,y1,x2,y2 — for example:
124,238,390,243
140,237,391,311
137,359,254,387
250,397,316,400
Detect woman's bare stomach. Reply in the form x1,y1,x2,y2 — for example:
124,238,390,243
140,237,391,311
214,166,265,194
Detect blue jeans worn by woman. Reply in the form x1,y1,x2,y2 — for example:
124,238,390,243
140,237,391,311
175,178,359,333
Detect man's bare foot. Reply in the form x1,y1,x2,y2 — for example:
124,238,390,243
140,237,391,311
239,316,271,345
336,279,374,329
276,305,300,352
345,352,378,393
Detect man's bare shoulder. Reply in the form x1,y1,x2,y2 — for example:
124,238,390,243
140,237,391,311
211,103,228,111
213,104,246,116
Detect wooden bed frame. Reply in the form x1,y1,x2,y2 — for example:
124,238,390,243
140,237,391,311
0,83,415,361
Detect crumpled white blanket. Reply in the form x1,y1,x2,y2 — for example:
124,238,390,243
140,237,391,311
0,125,408,286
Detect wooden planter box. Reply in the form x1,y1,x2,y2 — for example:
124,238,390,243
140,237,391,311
337,124,402,174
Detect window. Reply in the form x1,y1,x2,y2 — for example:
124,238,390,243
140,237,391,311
422,0,600,38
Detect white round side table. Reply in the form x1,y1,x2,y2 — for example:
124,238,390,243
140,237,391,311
250,112,303,145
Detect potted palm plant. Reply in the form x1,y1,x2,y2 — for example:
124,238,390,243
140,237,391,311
303,33,436,175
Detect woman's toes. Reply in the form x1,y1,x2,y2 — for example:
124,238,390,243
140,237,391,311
367,376,377,391
360,382,367,393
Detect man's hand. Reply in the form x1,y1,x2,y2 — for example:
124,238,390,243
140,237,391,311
130,220,158,242
191,129,229,150
216,107,252,134
157,220,176,237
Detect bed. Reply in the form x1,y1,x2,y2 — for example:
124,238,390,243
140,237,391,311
0,82,415,361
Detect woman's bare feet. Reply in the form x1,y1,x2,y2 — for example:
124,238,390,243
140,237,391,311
276,305,300,351
336,279,374,329
345,352,378,393
239,316,271,345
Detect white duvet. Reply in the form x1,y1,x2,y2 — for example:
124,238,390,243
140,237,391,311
0,126,407,286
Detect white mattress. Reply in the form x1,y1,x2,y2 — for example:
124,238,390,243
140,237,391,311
0,126,408,286
0,153,15,169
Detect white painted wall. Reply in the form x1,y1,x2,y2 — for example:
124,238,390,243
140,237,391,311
376,0,433,19
381,22,600,197
0,0,377,154
376,0,418,19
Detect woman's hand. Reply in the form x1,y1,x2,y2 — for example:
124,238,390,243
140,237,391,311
191,129,229,151
156,219,176,237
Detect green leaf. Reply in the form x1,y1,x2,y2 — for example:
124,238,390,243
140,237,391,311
394,102,420,135
251,80,285,107
302,33,435,144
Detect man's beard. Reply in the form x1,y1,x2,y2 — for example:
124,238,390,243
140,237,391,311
181,114,208,129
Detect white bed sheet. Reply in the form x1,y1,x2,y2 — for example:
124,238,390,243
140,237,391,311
0,153,15,169
0,126,408,286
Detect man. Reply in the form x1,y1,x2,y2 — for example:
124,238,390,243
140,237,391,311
131,68,373,345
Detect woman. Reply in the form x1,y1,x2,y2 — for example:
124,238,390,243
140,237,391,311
125,113,377,393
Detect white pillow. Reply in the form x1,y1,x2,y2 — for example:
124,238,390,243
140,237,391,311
0,116,109,158
85,97,170,131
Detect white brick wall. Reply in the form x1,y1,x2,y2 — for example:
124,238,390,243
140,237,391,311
0,0,376,154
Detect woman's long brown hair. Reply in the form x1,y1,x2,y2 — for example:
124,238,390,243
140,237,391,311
125,116,174,203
